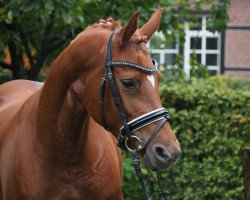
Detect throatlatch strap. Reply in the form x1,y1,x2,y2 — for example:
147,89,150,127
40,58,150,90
100,71,108,130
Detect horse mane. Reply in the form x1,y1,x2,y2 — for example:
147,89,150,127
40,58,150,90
70,18,121,45
86,18,148,44
85,18,121,32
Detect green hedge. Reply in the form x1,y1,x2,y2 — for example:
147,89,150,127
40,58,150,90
122,76,250,200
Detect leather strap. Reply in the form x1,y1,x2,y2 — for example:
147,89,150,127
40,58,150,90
140,118,167,155
100,71,108,130
119,108,169,134
132,150,149,199
107,59,158,74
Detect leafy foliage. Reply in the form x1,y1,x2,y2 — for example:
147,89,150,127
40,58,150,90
123,76,250,199
0,0,85,79
0,68,11,84
0,0,230,80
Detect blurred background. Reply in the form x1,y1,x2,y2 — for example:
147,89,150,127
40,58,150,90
0,0,249,199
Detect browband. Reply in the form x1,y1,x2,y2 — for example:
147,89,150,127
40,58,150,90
107,60,158,74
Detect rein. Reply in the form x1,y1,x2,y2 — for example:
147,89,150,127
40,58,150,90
100,29,170,200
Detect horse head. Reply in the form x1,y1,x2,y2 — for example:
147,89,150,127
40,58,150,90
74,8,181,172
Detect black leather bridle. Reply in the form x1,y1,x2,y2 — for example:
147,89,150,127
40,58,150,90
100,29,170,199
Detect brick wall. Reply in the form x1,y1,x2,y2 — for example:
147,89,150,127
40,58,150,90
225,31,250,67
228,0,250,26
224,0,250,77
224,70,250,78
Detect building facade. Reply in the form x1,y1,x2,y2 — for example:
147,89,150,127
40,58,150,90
223,0,250,77
149,0,250,78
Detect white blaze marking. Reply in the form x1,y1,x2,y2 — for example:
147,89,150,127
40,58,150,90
147,75,155,88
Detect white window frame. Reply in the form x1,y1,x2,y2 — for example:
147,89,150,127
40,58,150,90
148,32,179,70
184,15,221,78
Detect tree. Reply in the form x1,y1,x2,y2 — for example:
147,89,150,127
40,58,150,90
0,0,230,81
0,0,84,80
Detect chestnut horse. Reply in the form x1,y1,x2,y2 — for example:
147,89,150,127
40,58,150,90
0,9,181,199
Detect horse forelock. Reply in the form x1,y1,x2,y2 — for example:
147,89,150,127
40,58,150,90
71,17,151,46
70,19,121,45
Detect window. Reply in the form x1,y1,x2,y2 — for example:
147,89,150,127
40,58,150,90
184,16,221,77
148,15,221,78
148,32,179,71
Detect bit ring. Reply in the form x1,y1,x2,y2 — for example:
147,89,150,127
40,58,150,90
125,135,143,152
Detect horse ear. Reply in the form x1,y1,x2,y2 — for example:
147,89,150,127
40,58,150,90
118,11,140,46
138,8,163,40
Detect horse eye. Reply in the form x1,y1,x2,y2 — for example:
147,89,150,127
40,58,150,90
120,79,137,90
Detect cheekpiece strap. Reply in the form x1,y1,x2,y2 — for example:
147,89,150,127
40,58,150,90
104,29,132,140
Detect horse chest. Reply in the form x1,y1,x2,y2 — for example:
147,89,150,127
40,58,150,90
53,165,122,200
0,138,123,200
21,152,122,200
4,163,123,200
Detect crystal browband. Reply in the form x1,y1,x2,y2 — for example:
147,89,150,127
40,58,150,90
106,59,158,74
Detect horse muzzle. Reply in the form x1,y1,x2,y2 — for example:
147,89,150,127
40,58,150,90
118,107,170,151
142,142,182,171
117,107,181,171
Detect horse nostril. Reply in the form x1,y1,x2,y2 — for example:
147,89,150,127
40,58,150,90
156,147,167,158
154,145,171,161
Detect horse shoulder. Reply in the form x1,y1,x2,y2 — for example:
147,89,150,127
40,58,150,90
84,118,123,199
89,118,122,174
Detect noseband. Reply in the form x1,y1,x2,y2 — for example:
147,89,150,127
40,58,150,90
100,29,170,199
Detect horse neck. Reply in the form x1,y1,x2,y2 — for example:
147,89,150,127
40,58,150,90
36,35,103,163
